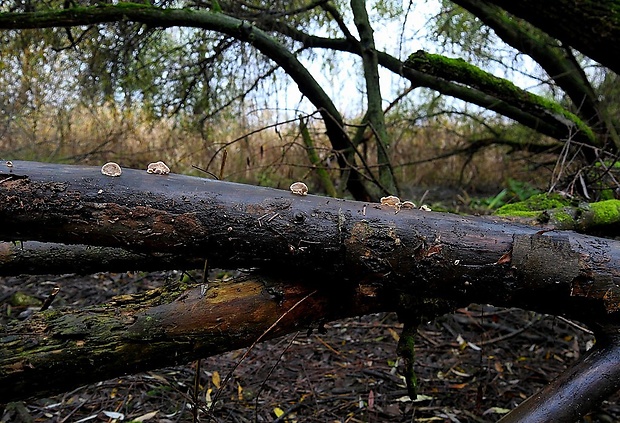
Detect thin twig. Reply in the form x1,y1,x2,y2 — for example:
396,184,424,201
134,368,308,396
209,289,318,413
253,331,300,423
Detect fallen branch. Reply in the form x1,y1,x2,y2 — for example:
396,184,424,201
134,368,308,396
0,274,387,402
0,241,205,275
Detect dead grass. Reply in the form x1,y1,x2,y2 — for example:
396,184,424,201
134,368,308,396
0,103,552,196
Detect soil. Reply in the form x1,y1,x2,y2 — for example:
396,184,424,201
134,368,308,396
2,271,620,423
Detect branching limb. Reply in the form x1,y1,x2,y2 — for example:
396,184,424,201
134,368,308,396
237,14,591,146
452,0,620,151
479,0,620,75
405,50,596,146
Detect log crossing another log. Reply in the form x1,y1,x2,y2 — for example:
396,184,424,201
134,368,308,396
1,160,619,322
3,160,620,418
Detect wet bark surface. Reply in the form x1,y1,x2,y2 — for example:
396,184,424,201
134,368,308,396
0,241,205,275
2,160,620,322
0,274,386,402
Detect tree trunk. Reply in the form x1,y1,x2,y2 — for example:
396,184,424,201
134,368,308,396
483,0,620,75
351,0,398,195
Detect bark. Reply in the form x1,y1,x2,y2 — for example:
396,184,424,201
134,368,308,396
0,274,388,402
0,241,205,275
2,160,620,324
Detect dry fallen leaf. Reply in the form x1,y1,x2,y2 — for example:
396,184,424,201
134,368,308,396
131,411,159,422
212,370,221,389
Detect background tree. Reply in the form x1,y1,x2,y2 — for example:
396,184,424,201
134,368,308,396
1,0,618,202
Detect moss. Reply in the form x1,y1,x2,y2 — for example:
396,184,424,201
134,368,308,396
550,210,574,223
589,200,620,226
495,210,541,218
546,208,577,229
405,51,596,143
495,193,570,216
600,189,616,200
9,292,42,307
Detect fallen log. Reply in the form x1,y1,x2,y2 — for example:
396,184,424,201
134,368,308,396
0,274,388,402
1,160,619,324
0,241,205,275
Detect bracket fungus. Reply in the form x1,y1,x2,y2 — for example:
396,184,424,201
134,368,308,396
101,162,122,177
380,195,401,207
146,161,170,175
290,182,308,196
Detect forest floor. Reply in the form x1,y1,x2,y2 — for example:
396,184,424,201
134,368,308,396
2,269,620,423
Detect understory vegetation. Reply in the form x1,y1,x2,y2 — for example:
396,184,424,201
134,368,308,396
0,102,556,211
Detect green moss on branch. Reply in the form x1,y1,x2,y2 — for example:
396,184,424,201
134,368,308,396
405,51,596,144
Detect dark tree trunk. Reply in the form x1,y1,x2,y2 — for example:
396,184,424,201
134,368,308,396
483,0,620,75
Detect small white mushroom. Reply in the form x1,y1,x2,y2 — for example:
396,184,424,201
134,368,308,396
146,161,170,175
420,204,432,211
6,161,13,168
400,200,416,209
101,162,122,177
290,182,308,196
380,195,400,207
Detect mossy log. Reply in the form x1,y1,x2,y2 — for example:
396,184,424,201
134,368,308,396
494,194,620,234
405,50,595,145
0,275,386,402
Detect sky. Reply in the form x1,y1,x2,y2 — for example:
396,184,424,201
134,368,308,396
265,0,543,122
